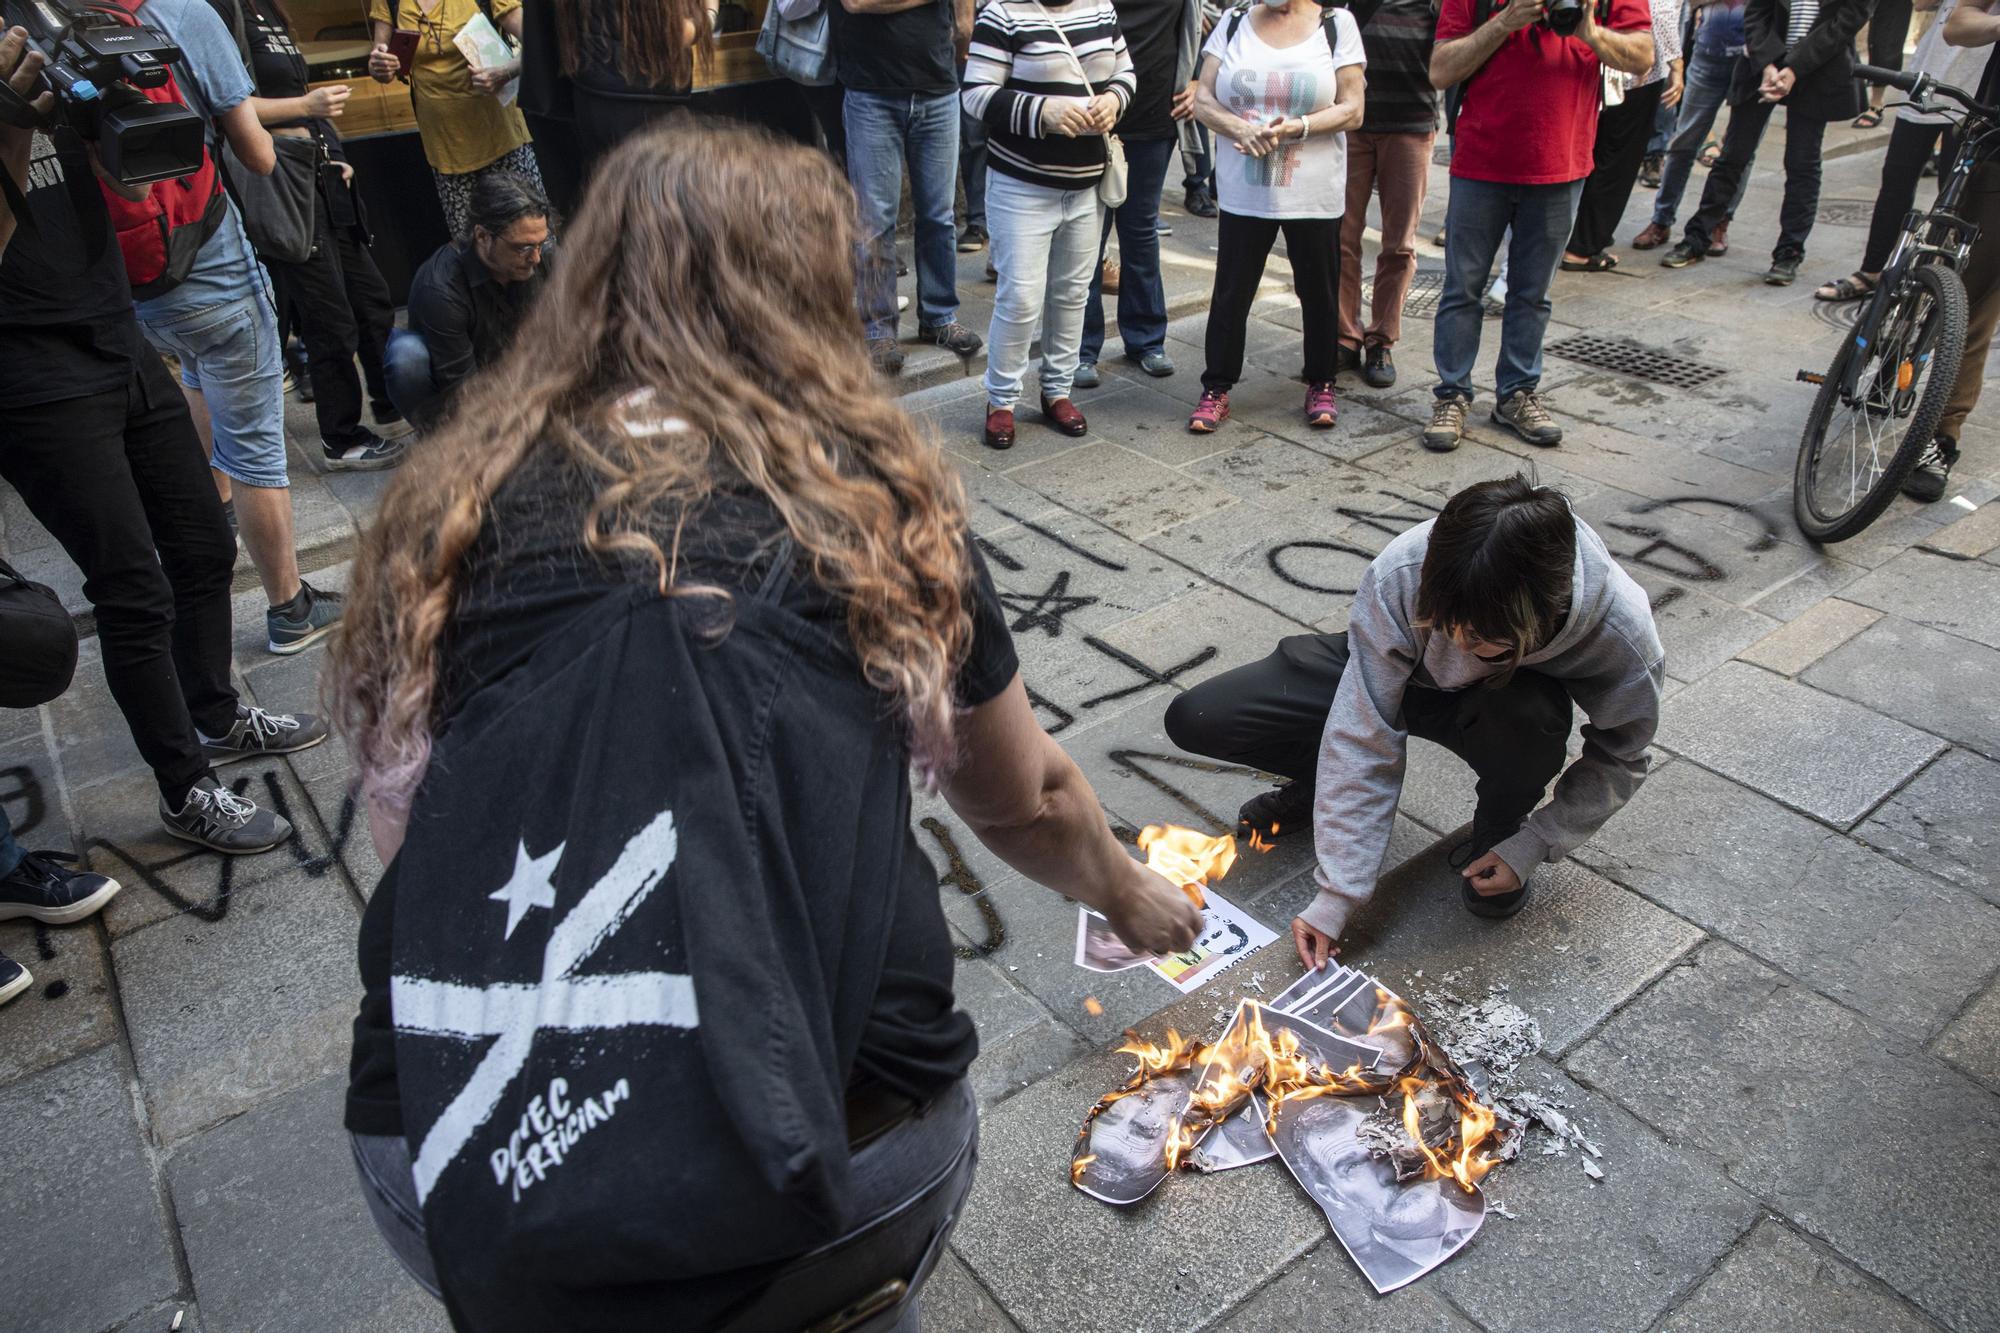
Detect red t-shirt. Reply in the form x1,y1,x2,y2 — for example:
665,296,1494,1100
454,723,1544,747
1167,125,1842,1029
1438,0,1654,185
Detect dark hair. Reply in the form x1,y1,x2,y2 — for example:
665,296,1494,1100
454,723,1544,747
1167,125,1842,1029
1412,475,1576,677
464,171,551,244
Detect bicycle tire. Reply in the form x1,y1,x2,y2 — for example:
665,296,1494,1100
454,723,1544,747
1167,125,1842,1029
1793,264,1968,544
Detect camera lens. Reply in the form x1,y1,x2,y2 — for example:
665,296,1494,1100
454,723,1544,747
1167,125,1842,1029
1544,0,1584,34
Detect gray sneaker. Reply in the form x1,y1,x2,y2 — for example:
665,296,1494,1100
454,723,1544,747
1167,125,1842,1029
1493,390,1563,447
1422,395,1469,452
160,776,291,854
199,704,330,760
1073,362,1102,389
321,429,407,472
267,579,342,656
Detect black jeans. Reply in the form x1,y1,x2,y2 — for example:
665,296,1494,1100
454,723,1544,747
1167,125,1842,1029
1862,115,1949,273
266,190,395,446
1204,211,1341,391
1164,633,1573,832
1569,80,1666,257
1686,95,1828,261
0,338,235,801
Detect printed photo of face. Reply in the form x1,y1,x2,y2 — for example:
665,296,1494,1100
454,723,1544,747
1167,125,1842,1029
1073,1072,1192,1206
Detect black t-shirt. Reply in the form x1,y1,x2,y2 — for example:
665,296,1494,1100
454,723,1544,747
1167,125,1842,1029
0,130,138,410
1113,0,1183,140
345,451,1017,1136
830,0,958,96
204,0,309,100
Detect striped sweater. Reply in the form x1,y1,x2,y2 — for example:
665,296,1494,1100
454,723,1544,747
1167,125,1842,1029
961,0,1138,190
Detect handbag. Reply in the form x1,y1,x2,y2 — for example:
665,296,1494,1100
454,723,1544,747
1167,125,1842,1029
756,0,837,87
1030,0,1127,206
215,0,318,261
0,557,79,711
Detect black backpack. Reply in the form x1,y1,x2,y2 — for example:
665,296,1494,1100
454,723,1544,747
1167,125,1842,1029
1221,2,1361,55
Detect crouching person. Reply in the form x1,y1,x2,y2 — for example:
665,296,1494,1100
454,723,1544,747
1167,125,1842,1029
1164,476,1664,971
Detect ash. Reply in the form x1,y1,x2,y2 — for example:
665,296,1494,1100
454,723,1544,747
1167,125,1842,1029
1415,987,1544,1077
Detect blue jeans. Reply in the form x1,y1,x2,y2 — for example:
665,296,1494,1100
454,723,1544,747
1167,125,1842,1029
0,806,22,881
383,330,440,432
1082,136,1175,364
1652,46,1750,228
1433,176,1584,402
959,73,989,230
846,90,961,339
139,290,288,489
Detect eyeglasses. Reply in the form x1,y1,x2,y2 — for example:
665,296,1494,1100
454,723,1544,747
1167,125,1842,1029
504,240,546,258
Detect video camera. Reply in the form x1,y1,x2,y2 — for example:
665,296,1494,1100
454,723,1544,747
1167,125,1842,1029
0,0,204,185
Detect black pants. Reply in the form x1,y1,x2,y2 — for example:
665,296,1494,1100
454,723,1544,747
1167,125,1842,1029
267,190,395,447
1862,115,1949,273
1687,95,1827,262
1569,80,1666,257
1163,633,1573,832
1204,211,1340,391
0,339,235,801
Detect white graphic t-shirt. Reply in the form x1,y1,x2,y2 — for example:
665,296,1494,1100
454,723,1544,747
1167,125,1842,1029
1202,7,1366,220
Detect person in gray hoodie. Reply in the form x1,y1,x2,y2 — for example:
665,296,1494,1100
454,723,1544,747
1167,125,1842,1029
1165,475,1665,971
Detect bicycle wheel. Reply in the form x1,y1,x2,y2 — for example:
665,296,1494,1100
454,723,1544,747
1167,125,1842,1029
1793,263,1967,544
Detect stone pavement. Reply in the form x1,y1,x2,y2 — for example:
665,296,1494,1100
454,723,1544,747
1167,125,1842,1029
4,119,2000,1332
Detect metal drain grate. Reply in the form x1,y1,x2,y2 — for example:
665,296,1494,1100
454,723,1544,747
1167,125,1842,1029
1545,334,1729,389
1362,267,1447,318
1817,199,1877,226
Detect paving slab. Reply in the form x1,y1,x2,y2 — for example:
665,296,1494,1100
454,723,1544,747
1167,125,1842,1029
977,501,1207,634
971,1017,1091,1111
112,866,361,1144
1934,979,2000,1092
1854,749,2000,906
923,1251,1021,1333
171,1074,451,1333
1843,549,2000,650
1655,661,1946,828
1569,941,2000,1333
1804,616,2000,760
0,916,118,1087
1661,1218,1938,1333
1094,583,1312,692
1212,1237,1479,1331
1638,579,1784,680
1917,500,2000,559
1011,442,1242,543
1735,597,1884,675
1576,761,2000,1036
0,729,75,851
46,648,152,790
0,1046,179,1332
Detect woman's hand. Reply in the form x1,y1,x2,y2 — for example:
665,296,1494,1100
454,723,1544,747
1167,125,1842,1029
367,43,398,83
1661,58,1684,108
1102,861,1203,957
1171,81,1197,121
1041,96,1097,138
1086,92,1121,133
1232,116,1284,157
469,60,519,95
303,83,351,118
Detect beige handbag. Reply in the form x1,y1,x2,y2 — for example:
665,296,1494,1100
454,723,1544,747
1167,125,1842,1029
1031,0,1128,206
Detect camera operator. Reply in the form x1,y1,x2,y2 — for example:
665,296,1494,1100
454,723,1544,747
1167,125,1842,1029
1419,0,1654,454
0,27,326,855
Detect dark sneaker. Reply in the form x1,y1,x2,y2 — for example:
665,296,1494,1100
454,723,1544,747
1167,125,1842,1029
1305,380,1338,430
160,776,292,854
957,222,988,253
199,704,330,760
867,336,906,375
1493,390,1563,447
0,850,121,925
1042,397,1088,437
921,321,983,357
1902,434,1960,503
1237,780,1313,841
1128,349,1175,377
322,428,407,472
1073,362,1102,389
1764,256,1802,286
1185,184,1218,218
1639,153,1663,189
1188,388,1230,434
1661,240,1705,269
0,951,29,1007
1363,344,1396,388
1631,222,1670,250
1449,816,1531,919
1422,394,1469,452
266,579,343,656
983,406,1016,451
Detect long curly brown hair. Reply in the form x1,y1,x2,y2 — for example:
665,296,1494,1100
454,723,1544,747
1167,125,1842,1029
330,118,976,818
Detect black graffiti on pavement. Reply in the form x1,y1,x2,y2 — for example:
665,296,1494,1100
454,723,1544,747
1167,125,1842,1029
1079,638,1217,710
1108,749,1279,837
973,534,1024,573
0,763,49,841
985,504,1130,573
1627,496,1780,551
1024,685,1076,736
999,571,1098,639
919,815,1007,961
1335,489,1444,541
1265,538,1380,596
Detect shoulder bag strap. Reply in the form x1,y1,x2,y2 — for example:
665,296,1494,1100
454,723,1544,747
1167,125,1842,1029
1028,0,1097,96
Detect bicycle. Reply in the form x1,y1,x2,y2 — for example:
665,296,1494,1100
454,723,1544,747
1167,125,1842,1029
1792,64,2000,543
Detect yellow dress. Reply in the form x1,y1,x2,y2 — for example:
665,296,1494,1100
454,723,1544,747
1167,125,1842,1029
368,0,532,174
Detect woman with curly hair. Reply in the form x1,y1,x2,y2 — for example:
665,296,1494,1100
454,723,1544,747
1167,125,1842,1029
331,119,1196,1329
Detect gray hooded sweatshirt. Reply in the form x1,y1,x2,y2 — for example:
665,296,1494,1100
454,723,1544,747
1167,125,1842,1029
1301,516,1666,940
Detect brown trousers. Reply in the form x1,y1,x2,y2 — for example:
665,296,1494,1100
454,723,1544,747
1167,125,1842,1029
1943,160,2000,441
1337,130,1437,351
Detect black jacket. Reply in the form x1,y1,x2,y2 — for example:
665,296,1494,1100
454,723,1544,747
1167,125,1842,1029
405,240,553,402
1737,0,1872,121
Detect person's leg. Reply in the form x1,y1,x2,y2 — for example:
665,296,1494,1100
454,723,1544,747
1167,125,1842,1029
1338,131,1379,353
1405,668,1572,834
1938,162,2000,441
1652,45,1732,228
1568,82,1662,258
1367,131,1434,349
1201,211,1281,391
1774,114,1827,264
1165,634,1353,784
0,806,21,881
1080,205,1116,368
432,166,473,242
272,190,367,445
1433,176,1510,400
337,225,398,411
983,172,1062,411
959,94,988,235
1037,188,1102,402
844,91,907,341
907,92,963,333
1494,180,1583,401
1858,117,1943,275
1282,215,1341,383
1110,136,1174,360
383,330,442,431
1683,95,1773,250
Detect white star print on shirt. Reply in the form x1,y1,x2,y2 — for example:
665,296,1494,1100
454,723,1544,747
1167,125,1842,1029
488,839,564,939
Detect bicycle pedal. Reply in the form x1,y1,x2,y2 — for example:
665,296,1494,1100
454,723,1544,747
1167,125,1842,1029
1797,370,1826,385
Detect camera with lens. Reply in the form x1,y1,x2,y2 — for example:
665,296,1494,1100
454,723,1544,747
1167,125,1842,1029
1542,0,1584,33
0,0,205,185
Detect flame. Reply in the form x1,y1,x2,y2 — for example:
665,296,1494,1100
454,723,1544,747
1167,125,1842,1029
1083,996,1104,1017
1070,1153,1097,1183
1247,827,1276,853
1138,824,1240,907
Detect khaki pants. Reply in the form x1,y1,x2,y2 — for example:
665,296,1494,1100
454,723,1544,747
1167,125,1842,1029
1943,160,2000,441
1338,130,1437,351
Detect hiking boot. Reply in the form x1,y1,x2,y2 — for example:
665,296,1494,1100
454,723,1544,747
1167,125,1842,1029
0,850,121,926
1305,380,1338,429
1661,240,1705,268
1764,255,1802,286
1422,394,1469,452
1128,349,1175,377
1709,221,1731,256
266,579,343,656
1188,388,1230,433
1639,153,1663,189
867,336,906,375
198,703,330,760
1042,396,1088,437
921,321,984,356
984,406,1016,451
160,776,291,855
0,951,28,1007
1449,815,1531,919
1493,390,1563,447
1237,780,1313,841
957,222,988,253
1073,362,1102,389
1363,343,1396,388
1631,221,1671,250
1902,434,1960,503
1185,184,1218,218
322,428,407,472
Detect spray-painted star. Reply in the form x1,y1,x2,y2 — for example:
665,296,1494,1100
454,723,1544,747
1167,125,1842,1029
488,839,565,940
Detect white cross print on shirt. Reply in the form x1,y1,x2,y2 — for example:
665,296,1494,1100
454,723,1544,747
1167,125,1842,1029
391,807,699,1204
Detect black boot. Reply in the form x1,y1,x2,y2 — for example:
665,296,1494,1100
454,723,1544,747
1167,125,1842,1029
1449,813,1532,919
1236,780,1314,841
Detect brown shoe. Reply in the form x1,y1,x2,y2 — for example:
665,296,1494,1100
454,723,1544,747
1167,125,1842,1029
1101,258,1121,294
1709,221,1730,257
984,406,1015,451
1042,396,1087,436
1632,222,1670,250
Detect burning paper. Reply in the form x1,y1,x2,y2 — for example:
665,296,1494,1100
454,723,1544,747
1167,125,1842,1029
1070,1031,1202,1206
1072,891,1277,993
1136,824,1238,908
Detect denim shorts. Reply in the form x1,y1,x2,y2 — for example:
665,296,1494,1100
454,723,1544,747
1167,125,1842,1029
139,290,290,489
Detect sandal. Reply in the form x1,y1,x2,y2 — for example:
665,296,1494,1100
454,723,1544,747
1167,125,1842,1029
1697,139,1722,168
1814,272,1879,303
1853,108,1884,129
1560,251,1620,272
